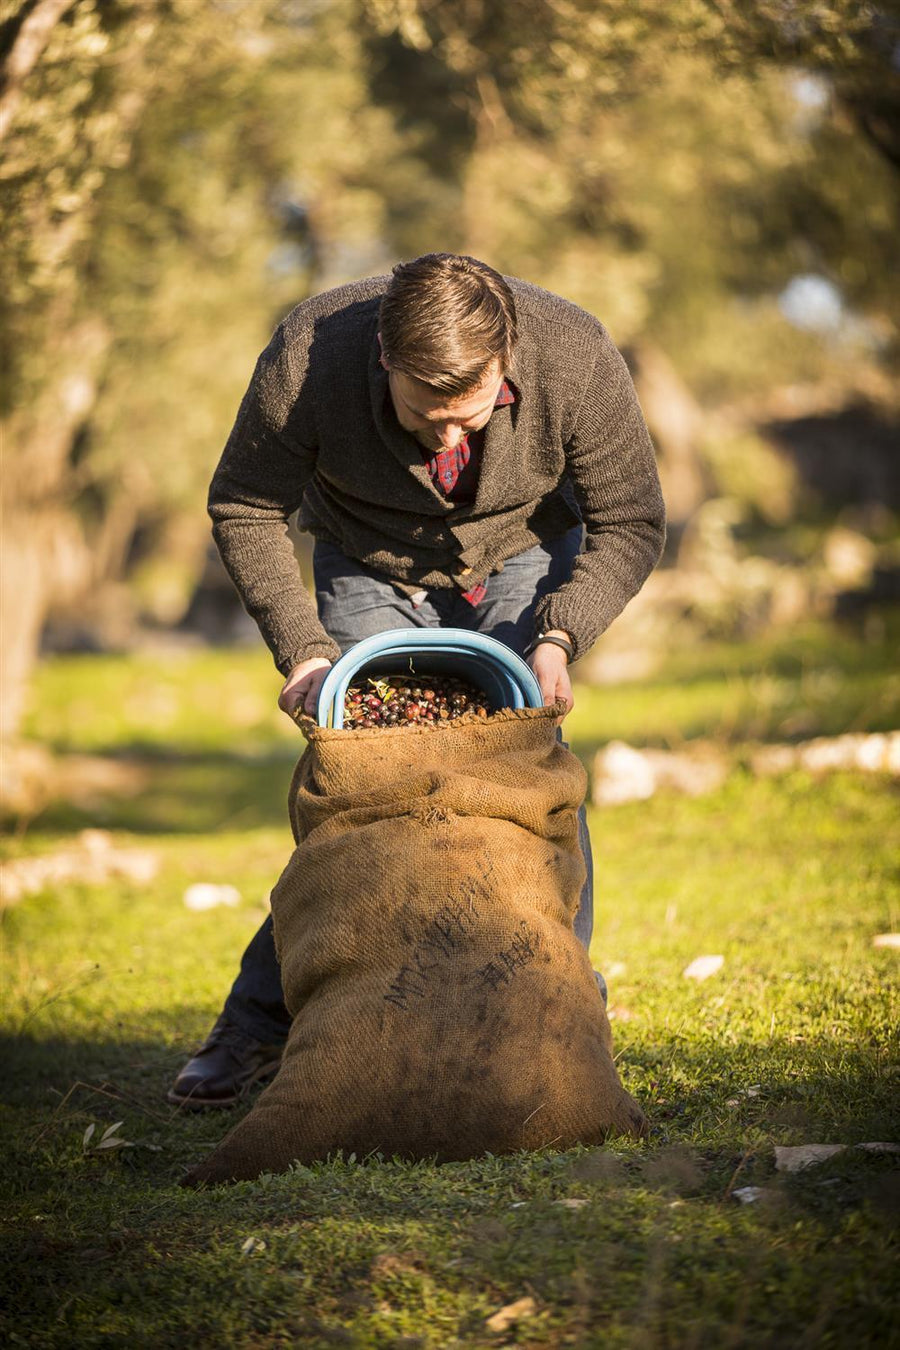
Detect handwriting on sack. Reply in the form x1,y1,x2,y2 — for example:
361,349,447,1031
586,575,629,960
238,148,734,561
384,867,492,1011
476,920,539,991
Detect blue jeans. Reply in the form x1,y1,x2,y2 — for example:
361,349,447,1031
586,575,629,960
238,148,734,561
224,526,600,1043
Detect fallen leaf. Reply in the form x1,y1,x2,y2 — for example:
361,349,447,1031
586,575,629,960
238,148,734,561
683,954,724,981
873,933,900,950
727,1084,762,1106
732,1186,764,1204
240,1236,267,1255
553,1198,589,1209
485,1297,536,1333
774,1144,846,1172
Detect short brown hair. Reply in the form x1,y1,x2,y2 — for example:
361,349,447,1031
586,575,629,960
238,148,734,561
379,253,518,396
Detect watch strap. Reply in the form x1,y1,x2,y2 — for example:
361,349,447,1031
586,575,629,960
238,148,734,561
525,633,575,662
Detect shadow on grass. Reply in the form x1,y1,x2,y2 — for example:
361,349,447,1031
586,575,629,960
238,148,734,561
26,749,299,836
2,1024,897,1349
4,1022,897,1175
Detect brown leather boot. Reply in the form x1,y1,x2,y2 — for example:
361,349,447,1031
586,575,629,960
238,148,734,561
167,1014,284,1109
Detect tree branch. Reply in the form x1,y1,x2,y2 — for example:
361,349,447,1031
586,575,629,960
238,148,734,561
0,0,78,142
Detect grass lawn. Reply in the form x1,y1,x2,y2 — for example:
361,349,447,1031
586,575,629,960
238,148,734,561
1,619,898,1347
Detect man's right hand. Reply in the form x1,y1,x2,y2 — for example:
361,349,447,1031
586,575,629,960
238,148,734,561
278,657,333,721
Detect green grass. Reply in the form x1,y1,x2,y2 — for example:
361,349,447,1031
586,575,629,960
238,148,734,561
2,620,899,1347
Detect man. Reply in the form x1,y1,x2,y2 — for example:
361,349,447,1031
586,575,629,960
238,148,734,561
168,253,665,1108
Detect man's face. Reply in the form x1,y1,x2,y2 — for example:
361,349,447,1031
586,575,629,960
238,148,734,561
385,359,504,452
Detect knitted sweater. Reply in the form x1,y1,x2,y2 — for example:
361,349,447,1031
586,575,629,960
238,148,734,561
208,274,665,674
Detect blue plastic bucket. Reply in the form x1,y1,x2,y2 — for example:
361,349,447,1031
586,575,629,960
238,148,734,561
316,628,543,728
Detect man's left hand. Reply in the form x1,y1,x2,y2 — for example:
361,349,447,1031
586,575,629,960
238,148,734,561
527,630,575,715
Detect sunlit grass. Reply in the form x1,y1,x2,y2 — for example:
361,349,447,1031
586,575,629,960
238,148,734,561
2,621,898,1347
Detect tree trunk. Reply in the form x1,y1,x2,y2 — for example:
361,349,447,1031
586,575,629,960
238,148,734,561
625,341,709,531
0,317,110,745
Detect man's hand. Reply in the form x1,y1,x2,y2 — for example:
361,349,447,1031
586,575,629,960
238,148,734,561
278,657,333,721
527,630,575,715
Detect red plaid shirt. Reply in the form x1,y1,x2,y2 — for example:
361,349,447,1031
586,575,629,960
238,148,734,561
419,379,516,606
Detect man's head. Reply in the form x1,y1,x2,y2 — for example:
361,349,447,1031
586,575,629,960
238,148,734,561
378,253,517,452
378,253,517,398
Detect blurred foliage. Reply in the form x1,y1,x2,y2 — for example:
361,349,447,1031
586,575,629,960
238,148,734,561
361,0,900,369
1,0,898,735
1,0,405,510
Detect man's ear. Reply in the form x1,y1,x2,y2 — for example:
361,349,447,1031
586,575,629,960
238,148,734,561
377,331,390,372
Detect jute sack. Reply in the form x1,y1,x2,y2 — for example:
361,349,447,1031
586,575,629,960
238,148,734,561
184,703,647,1185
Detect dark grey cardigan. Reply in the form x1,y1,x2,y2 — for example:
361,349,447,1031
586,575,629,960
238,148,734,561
208,274,665,674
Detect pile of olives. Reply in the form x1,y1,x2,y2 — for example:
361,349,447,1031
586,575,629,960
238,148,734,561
342,674,492,728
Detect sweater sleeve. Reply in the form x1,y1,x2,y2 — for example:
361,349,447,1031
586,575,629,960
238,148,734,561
533,327,666,659
208,331,341,675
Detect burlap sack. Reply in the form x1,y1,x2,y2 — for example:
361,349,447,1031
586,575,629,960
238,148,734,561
184,704,647,1185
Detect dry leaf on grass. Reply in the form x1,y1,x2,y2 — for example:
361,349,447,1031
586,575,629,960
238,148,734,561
726,1084,762,1106
732,1186,765,1204
240,1236,267,1255
683,954,724,980
485,1297,536,1333
553,1198,589,1209
82,1120,133,1153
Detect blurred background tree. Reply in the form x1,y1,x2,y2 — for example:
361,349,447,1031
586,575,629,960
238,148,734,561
2,0,898,745
1,0,407,736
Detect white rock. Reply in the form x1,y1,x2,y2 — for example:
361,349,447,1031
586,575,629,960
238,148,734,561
183,883,242,912
683,954,724,981
593,741,658,805
887,736,900,775
774,1144,846,1172
751,731,900,779
750,744,799,775
873,934,900,950
822,527,876,587
856,1141,900,1154
593,741,728,806
0,833,158,906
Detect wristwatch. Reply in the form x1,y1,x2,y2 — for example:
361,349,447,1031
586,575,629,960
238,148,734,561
525,632,575,662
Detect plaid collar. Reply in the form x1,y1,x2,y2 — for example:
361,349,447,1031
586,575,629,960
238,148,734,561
494,378,516,408
421,379,516,608
424,378,516,493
